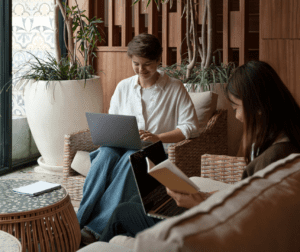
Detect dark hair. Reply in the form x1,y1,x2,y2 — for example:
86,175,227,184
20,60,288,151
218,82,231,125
127,33,162,61
224,61,300,164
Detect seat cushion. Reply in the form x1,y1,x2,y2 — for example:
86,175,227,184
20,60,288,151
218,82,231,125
188,91,218,132
76,241,133,252
71,151,91,177
133,153,300,252
109,235,136,249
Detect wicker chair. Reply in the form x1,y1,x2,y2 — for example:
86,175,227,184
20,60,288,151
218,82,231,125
63,109,228,201
201,154,247,184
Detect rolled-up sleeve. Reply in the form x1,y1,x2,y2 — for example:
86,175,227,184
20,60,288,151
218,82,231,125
176,86,200,139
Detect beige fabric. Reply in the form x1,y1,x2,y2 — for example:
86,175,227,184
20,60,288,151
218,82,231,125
133,153,300,252
76,241,133,252
188,91,218,132
109,235,136,249
0,230,22,252
71,151,91,177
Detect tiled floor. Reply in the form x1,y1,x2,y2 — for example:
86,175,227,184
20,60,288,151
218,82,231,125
0,163,81,212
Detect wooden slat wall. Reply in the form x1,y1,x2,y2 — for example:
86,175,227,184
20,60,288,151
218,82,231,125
260,0,300,106
79,0,259,113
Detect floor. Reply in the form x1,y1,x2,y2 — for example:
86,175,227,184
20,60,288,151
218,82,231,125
0,163,81,212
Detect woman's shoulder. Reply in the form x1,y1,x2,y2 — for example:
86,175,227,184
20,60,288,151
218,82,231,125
244,142,300,178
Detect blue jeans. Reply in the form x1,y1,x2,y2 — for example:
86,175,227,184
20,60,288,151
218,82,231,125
76,146,139,236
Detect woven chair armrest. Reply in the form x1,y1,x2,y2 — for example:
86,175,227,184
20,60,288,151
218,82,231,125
63,129,100,181
201,154,247,184
168,109,228,177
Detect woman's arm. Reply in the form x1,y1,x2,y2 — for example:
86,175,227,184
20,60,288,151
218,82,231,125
139,128,185,143
166,187,218,209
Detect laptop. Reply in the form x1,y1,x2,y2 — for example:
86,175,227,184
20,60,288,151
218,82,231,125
129,141,188,219
86,112,152,150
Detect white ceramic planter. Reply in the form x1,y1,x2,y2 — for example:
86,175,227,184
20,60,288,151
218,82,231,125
23,76,103,174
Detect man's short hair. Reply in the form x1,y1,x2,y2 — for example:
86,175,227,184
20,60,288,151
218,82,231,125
127,33,162,61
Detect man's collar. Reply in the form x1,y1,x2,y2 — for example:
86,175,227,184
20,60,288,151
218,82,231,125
133,70,167,90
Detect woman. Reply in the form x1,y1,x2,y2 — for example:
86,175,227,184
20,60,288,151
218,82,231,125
77,33,200,245
96,60,300,242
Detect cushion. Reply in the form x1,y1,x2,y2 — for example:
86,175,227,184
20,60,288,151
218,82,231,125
76,241,133,252
133,153,300,251
71,151,91,177
109,235,136,249
188,91,218,132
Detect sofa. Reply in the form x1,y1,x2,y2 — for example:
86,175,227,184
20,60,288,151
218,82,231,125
78,153,300,251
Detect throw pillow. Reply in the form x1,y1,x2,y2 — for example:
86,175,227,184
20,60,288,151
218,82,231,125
133,153,300,251
188,91,218,132
71,151,91,177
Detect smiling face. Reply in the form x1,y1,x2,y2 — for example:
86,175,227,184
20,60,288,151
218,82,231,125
228,93,244,123
131,55,160,82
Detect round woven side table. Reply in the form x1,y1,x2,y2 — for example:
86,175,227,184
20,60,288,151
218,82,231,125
0,179,81,252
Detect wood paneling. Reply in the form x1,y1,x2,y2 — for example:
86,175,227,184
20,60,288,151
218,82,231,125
260,40,300,105
261,0,300,39
230,11,240,48
134,1,146,35
240,0,249,65
94,51,135,113
121,0,133,46
223,0,232,63
162,2,171,66
168,13,178,48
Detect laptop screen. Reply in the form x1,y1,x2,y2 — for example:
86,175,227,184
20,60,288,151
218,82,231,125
129,141,170,212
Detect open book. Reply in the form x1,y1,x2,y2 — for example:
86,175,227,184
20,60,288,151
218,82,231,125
146,157,232,194
146,157,200,194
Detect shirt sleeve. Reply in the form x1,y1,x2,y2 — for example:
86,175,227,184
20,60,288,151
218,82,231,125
108,83,121,115
175,84,200,139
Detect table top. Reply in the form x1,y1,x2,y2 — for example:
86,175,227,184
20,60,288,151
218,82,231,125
0,179,67,214
0,230,22,252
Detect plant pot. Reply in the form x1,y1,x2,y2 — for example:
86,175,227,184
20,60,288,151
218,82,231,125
23,76,103,174
183,83,209,92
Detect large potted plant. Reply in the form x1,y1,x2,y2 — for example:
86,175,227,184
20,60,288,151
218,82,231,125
9,0,104,174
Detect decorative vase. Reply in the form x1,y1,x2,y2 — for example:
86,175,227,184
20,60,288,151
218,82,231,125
23,76,103,174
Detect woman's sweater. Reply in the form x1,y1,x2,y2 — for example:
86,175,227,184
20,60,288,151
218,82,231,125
242,142,300,179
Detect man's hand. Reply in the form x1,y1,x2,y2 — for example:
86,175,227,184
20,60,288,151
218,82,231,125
139,130,160,143
166,187,207,209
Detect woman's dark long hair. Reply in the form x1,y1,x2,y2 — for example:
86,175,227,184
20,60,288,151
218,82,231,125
224,61,300,164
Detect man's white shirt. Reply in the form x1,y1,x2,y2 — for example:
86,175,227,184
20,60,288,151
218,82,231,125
108,70,200,152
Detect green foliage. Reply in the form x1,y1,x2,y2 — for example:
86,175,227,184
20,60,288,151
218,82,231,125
159,56,236,92
64,2,104,68
1,3,104,95
22,52,94,81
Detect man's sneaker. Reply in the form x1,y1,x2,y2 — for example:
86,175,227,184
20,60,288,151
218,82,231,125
81,227,98,245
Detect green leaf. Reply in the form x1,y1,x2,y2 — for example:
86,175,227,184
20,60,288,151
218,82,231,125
146,0,151,7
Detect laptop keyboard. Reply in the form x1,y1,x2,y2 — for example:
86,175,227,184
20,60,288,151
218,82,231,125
143,184,187,218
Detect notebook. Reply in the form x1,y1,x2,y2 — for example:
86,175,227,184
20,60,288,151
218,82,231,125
86,112,152,150
13,181,61,196
129,141,187,219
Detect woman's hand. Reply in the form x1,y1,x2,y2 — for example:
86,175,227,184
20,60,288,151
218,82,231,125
166,187,207,209
139,130,160,143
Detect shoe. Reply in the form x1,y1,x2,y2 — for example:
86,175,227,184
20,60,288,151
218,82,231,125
81,227,98,245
